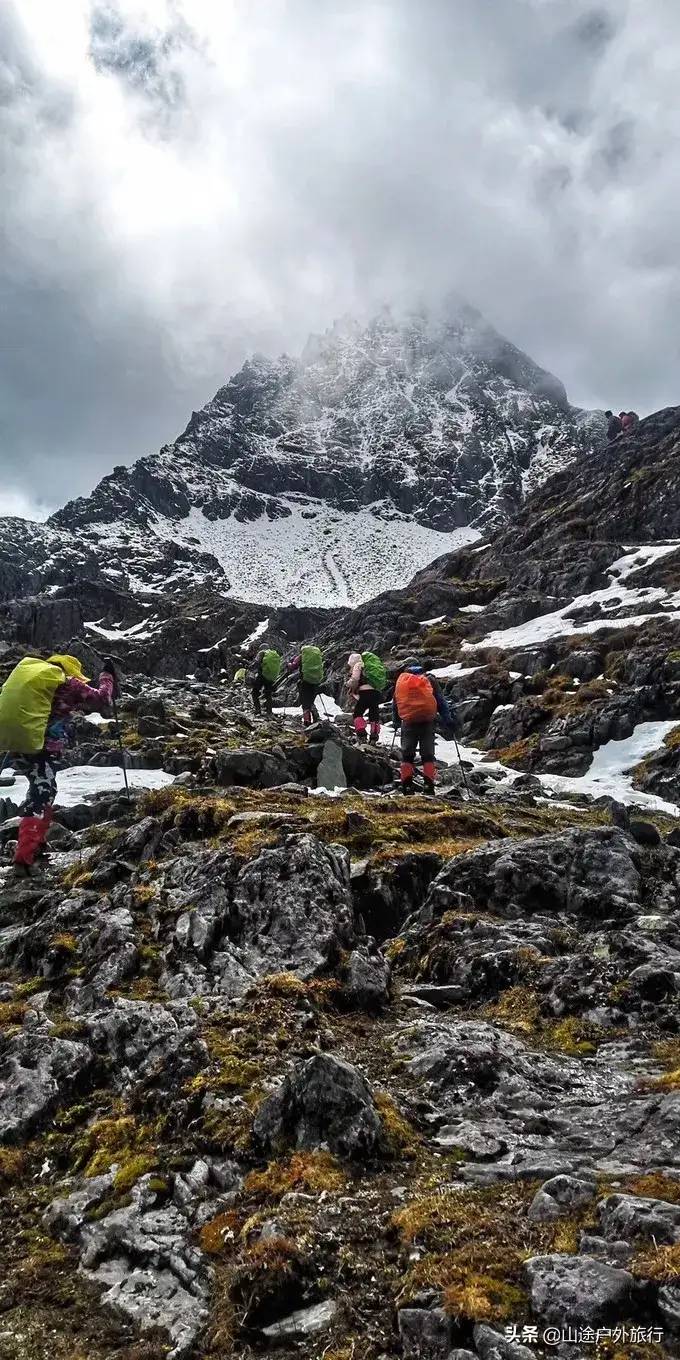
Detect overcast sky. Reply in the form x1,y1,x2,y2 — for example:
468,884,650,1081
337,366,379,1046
2,0,679,520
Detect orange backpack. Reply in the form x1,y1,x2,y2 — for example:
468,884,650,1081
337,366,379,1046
395,671,437,722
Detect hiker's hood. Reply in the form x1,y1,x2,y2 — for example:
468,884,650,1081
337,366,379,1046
48,654,89,682
348,652,362,667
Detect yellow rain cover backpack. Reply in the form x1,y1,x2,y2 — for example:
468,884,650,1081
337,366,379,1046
0,656,77,754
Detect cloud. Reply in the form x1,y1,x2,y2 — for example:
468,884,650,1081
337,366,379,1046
2,0,680,513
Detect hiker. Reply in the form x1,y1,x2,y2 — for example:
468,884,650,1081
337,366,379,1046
284,646,325,726
347,650,387,745
392,659,456,796
622,410,639,433
246,648,281,717
0,654,117,873
605,410,622,441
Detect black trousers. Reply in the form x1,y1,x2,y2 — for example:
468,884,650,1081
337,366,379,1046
298,681,320,716
400,720,435,766
250,678,274,714
353,690,381,722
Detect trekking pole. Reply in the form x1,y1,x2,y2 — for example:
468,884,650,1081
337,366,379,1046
452,734,472,799
112,696,131,804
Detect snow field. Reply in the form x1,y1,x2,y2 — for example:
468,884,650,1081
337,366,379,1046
152,501,479,609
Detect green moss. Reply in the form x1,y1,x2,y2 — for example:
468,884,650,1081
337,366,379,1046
199,1209,241,1255
60,865,93,890
75,1113,160,1180
624,1173,680,1204
13,977,46,999
374,1090,419,1156
113,1153,157,1192
49,935,79,957
491,733,540,769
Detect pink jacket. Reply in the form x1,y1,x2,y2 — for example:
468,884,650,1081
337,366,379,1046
46,673,115,756
347,653,373,694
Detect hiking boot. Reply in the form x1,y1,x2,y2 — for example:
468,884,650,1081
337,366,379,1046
401,777,415,796
368,731,379,745
423,777,436,796
355,730,367,745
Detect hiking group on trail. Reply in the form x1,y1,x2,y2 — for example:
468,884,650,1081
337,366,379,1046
239,640,459,796
0,653,118,873
0,637,460,876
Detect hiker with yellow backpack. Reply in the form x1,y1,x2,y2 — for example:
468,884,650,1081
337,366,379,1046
347,651,387,744
0,653,118,872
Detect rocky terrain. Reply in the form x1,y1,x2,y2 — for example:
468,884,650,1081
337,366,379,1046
4,375,680,1358
0,304,598,640
1,669,680,1360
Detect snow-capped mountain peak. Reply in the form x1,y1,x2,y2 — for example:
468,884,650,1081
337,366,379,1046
2,304,599,611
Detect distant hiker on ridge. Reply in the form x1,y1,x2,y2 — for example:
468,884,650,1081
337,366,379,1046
347,650,388,744
605,410,622,442
284,646,325,727
247,647,282,718
621,410,639,434
392,658,457,796
0,653,118,873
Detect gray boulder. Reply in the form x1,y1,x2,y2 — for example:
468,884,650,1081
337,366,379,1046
46,1175,210,1360
423,827,641,923
598,1192,680,1245
86,998,203,1090
474,1323,537,1359
0,1032,95,1140
261,1299,337,1339
529,1174,597,1222
398,1307,452,1359
344,946,391,1010
659,1285,680,1334
253,1053,387,1159
212,747,290,788
525,1253,635,1325
231,834,354,978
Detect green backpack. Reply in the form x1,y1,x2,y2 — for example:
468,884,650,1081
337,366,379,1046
362,651,387,691
261,649,281,684
300,645,324,684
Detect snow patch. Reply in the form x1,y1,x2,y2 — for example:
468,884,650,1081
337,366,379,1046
3,766,174,809
240,619,270,651
537,721,680,815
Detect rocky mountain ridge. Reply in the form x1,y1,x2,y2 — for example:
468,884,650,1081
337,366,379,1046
0,305,598,629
